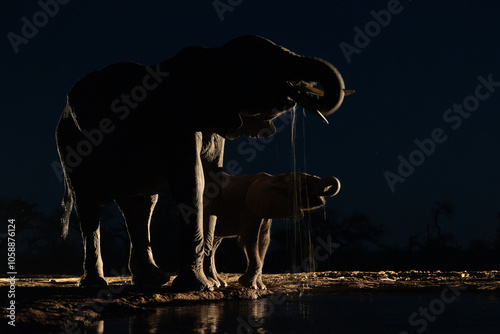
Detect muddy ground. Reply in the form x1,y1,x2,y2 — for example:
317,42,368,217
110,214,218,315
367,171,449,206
1,271,500,331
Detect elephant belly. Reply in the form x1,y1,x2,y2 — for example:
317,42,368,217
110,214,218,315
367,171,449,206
66,138,173,204
214,214,242,237
102,148,171,198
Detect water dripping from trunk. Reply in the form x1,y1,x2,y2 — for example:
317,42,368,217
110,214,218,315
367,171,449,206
286,106,315,274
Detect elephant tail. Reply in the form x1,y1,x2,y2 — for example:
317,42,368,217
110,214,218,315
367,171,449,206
61,178,74,240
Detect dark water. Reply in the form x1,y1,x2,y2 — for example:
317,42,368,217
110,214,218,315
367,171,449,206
74,292,500,334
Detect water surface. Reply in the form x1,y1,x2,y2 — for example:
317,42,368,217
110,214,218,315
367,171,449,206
98,292,500,333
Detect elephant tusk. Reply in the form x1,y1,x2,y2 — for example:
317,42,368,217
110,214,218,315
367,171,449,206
286,83,329,124
310,108,329,124
305,87,353,97
304,86,324,96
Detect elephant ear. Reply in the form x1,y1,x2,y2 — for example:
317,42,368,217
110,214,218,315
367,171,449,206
245,173,304,220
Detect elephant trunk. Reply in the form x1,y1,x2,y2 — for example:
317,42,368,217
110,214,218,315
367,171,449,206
285,55,346,118
318,176,341,197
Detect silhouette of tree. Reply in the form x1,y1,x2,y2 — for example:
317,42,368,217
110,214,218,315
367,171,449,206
308,209,386,251
0,197,74,272
1,197,60,241
429,200,454,248
1,197,40,229
408,233,423,252
495,211,500,252
339,213,387,250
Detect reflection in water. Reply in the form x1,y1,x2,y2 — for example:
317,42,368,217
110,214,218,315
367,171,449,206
128,299,273,333
84,320,104,334
129,303,222,333
77,293,500,334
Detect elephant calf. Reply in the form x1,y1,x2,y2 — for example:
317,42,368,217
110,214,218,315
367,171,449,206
205,172,340,289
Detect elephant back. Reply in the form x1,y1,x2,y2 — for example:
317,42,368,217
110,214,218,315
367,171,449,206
67,62,151,132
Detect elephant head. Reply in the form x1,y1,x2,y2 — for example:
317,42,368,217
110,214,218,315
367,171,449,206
245,172,340,219
192,35,352,138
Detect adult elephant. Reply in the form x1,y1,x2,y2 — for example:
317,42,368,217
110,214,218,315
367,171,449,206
56,35,350,291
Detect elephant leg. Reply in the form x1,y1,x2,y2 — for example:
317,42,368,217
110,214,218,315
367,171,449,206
206,237,227,287
171,132,213,291
115,194,169,286
203,214,221,287
213,238,227,287
256,219,272,290
238,221,264,290
76,198,107,287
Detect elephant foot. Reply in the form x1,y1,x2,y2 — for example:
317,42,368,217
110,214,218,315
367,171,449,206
203,263,220,288
256,275,267,290
172,269,214,292
204,270,227,288
205,275,227,288
238,273,265,290
131,264,170,286
217,274,228,288
207,276,221,288
78,273,108,288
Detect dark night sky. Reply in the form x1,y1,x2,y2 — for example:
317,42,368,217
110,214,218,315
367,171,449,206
1,0,499,247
